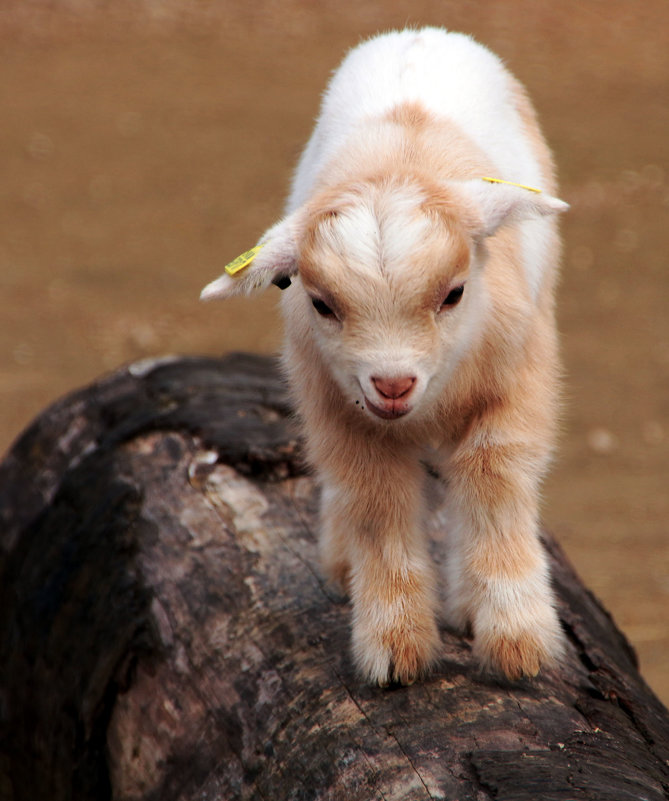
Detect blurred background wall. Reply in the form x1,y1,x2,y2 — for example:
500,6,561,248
1,0,667,703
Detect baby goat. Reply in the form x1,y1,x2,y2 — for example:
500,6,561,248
202,28,569,686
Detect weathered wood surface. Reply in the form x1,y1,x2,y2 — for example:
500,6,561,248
1,353,668,801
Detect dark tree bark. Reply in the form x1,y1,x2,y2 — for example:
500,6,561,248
1,353,668,801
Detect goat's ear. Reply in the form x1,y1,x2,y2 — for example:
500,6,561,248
200,211,301,301
454,179,568,239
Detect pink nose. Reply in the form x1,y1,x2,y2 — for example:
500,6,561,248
372,375,416,400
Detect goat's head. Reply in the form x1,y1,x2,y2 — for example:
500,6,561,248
202,178,567,422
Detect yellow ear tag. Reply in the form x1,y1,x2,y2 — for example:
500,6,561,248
481,176,542,194
224,244,265,276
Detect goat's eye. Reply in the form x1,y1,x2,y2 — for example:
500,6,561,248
440,284,465,310
311,297,336,318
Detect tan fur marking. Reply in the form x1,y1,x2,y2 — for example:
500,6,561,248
481,630,545,680
509,77,557,193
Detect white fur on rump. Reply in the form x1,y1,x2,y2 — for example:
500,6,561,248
201,27,569,686
290,29,540,205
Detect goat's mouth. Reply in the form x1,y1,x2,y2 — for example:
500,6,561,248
363,396,411,420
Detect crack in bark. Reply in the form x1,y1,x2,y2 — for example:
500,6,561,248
384,727,436,800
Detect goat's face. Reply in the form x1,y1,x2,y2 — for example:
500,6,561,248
200,176,567,424
296,183,487,422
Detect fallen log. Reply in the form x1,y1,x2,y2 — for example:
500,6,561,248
1,353,668,801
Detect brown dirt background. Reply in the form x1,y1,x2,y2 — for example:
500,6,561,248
0,1,667,704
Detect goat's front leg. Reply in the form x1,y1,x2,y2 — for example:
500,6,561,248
319,441,440,686
444,430,564,680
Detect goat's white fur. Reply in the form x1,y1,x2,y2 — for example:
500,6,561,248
202,27,568,685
